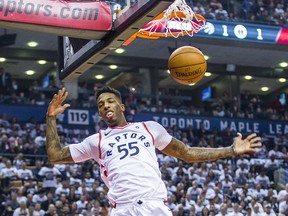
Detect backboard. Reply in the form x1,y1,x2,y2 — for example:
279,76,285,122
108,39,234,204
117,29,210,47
58,0,173,82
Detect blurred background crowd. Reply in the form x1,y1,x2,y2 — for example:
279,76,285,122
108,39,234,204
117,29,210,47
0,106,288,216
1,81,288,215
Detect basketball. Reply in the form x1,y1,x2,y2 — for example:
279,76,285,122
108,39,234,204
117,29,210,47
168,46,207,85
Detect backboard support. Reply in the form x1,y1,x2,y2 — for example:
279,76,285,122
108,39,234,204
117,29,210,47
58,0,173,82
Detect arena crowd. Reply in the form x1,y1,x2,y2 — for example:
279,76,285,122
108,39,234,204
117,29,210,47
1,88,288,215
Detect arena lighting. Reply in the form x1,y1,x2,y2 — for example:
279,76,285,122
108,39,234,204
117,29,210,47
167,70,170,74
204,55,209,60
25,70,35,76
279,78,286,83
95,75,104,79
188,83,195,86
27,41,38,48
261,87,269,92
204,72,212,77
0,57,6,62
109,65,118,69
244,75,252,80
115,48,125,54
279,62,288,67
38,60,47,65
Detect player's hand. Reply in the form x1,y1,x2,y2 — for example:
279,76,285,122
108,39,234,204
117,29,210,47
232,133,262,155
47,88,70,117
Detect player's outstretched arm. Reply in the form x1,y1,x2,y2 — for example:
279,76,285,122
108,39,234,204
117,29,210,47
46,88,73,164
161,133,261,163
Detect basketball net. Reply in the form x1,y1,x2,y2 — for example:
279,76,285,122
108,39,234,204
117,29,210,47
123,0,206,46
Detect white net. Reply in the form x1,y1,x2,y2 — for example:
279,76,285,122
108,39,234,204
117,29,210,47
140,0,206,38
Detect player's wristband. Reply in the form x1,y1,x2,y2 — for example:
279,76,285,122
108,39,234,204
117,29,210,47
231,145,237,155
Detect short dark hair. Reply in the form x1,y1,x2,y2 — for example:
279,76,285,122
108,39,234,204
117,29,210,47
95,86,122,102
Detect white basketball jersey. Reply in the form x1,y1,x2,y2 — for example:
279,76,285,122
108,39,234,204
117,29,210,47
69,121,173,205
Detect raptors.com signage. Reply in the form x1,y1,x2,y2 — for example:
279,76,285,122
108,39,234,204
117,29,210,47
0,0,112,33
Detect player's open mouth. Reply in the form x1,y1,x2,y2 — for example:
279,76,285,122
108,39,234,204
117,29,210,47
105,111,113,118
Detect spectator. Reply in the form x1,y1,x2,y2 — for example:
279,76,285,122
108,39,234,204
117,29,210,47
23,180,38,196
172,167,186,185
34,202,46,216
6,191,20,212
263,203,276,216
215,5,229,20
189,204,197,216
216,204,228,216
255,170,270,189
251,203,262,216
84,172,95,192
38,164,61,192
194,198,204,215
25,193,34,207
44,203,57,216
76,194,88,213
221,175,233,195
54,200,64,215
245,174,256,191
13,198,28,216
173,203,186,215
55,178,70,198
205,189,220,214
278,183,288,202
17,161,34,182
227,203,243,216
202,206,210,216
252,183,267,200
62,203,71,215
235,163,249,178
236,154,250,170
235,171,247,188
70,183,83,201
32,160,43,182
32,188,48,204
0,159,18,187
166,194,177,211
81,201,94,216
13,153,24,170
34,130,46,150
41,192,55,212
69,171,82,187
93,206,106,216
187,180,202,202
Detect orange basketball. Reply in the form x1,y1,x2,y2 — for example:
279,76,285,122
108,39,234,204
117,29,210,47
168,46,207,85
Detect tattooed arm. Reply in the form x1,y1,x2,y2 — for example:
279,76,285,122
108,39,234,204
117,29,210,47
161,133,261,163
46,116,73,164
46,88,73,164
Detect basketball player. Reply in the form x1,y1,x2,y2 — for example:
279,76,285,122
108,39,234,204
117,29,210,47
45,87,262,216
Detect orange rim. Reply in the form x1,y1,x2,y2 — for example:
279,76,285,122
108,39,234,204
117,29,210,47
123,12,206,45
138,13,206,39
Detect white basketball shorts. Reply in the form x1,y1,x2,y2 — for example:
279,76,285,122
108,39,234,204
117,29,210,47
110,199,173,216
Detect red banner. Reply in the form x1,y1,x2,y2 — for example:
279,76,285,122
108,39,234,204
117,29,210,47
0,0,112,31
277,28,288,44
